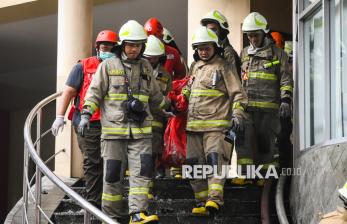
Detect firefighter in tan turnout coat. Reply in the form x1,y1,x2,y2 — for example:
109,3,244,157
182,26,248,215
143,35,172,179
78,20,168,223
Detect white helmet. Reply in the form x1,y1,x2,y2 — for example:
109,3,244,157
119,20,147,44
163,27,174,44
143,35,165,56
242,12,269,33
200,10,229,34
338,181,347,200
284,41,293,57
192,26,220,48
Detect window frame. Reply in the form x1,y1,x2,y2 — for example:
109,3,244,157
296,0,332,149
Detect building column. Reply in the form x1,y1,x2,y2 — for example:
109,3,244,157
55,0,93,177
187,0,250,173
187,0,250,66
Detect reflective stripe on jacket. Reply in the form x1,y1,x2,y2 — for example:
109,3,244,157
186,55,248,132
240,41,293,112
151,65,172,132
83,56,167,139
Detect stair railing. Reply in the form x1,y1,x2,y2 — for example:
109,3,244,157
23,92,118,224
276,175,289,224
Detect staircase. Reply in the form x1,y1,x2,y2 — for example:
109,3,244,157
52,177,290,224
19,93,292,224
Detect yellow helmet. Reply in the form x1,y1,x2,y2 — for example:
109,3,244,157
119,20,147,44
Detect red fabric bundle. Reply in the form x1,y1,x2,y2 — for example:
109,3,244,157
162,78,189,167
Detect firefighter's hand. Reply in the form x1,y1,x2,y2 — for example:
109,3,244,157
51,115,65,136
230,115,244,132
77,114,91,137
279,102,291,118
161,109,175,118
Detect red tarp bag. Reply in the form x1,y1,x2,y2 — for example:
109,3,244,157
162,77,190,167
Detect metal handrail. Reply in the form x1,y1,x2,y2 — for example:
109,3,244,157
276,175,289,224
23,92,118,224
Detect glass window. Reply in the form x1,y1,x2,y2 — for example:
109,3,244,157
303,9,324,147
304,0,320,9
331,0,347,138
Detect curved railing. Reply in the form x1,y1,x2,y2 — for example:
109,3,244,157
23,92,118,224
276,175,289,224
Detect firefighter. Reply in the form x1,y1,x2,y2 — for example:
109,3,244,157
143,35,172,179
144,18,187,80
162,27,189,73
235,12,293,185
200,9,242,78
284,41,293,71
271,31,284,49
78,20,168,223
183,26,247,215
144,18,187,178
319,181,347,224
279,40,294,169
51,30,118,208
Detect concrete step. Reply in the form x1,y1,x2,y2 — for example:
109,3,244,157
55,198,261,216
53,212,280,224
52,178,288,224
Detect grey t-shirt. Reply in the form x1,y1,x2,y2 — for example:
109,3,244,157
66,63,84,92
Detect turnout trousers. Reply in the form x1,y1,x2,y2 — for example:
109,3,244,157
186,131,232,206
101,138,153,219
236,111,280,175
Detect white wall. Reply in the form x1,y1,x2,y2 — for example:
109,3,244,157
93,0,188,58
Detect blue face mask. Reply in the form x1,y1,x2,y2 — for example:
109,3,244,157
99,51,115,61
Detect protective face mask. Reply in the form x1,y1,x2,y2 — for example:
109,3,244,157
99,51,115,61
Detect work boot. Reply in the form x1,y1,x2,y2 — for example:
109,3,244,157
129,212,159,224
256,179,265,186
155,167,165,179
192,203,207,215
170,167,182,179
147,193,154,200
231,177,253,185
205,200,220,216
174,173,182,179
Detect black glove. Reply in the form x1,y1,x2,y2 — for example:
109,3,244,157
279,102,291,118
78,113,91,137
224,130,237,144
230,115,244,132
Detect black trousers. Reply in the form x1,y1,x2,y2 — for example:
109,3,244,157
74,122,103,207
278,117,293,168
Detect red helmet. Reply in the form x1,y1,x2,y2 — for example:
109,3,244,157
144,18,164,38
95,30,118,46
